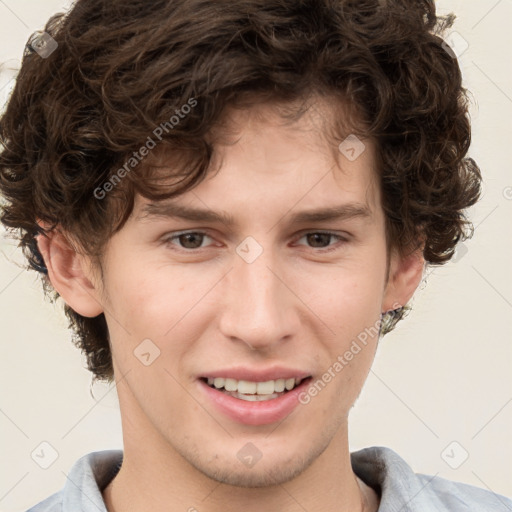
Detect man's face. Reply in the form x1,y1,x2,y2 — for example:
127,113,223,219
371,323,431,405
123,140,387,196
95,100,400,487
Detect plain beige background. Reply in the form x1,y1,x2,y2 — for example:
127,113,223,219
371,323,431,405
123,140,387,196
1,1,511,510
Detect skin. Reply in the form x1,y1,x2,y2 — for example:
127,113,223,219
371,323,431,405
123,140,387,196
38,98,424,512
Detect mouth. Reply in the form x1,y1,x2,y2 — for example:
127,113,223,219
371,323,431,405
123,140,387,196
199,376,312,402
197,367,314,425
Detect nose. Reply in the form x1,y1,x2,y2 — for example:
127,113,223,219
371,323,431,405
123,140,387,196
218,243,299,351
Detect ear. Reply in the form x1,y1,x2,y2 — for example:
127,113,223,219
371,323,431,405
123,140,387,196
36,227,104,318
382,244,424,313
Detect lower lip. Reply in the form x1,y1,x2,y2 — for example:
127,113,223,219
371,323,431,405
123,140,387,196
197,378,312,426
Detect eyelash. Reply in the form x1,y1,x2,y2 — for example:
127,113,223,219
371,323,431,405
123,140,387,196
162,230,348,253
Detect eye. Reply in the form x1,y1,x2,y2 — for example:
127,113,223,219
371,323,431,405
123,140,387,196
161,230,348,253
295,231,348,252
163,231,213,250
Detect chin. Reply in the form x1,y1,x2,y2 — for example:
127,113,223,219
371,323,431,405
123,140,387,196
198,457,309,488
179,435,331,489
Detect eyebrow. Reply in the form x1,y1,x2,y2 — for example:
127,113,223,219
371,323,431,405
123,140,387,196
137,201,372,227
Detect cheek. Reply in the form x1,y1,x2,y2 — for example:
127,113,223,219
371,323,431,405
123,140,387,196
305,258,386,328
306,274,382,412
299,255,386,394
105,262,220,368
104,255,186,325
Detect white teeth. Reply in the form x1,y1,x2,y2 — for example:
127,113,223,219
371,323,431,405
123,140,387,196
213,377,225,389
274,378,285,392
205,376,307,394
237,380,257,394
256,380,274,395
224,378,238,392
285,378,295,391
228,391,280,401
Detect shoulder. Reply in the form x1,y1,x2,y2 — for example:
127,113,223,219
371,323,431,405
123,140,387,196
351,446,512,511
25,450,123,512
416,472,512,511
25,493,62,512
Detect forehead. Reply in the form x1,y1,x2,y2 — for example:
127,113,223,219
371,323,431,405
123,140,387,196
209,93,367,160
132,97,380,224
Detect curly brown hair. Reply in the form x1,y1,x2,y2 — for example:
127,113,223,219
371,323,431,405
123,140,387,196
0,0,481,383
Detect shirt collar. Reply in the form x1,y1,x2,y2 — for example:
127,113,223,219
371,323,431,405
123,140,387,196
62,450,123,512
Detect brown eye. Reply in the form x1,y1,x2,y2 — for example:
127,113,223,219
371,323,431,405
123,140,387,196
306,233,333,248
177,233,205,249
296,232,347,251
164,231,213,250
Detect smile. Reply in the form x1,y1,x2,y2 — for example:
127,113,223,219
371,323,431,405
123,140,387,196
202,376,305,401
198,376,313,425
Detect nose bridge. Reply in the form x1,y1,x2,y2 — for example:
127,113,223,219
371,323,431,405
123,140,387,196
219,241,295,349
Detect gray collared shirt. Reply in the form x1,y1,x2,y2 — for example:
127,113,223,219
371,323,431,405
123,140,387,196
26,446,512,511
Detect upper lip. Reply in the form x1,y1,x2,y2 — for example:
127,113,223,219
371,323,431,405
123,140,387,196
199,366,311,382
